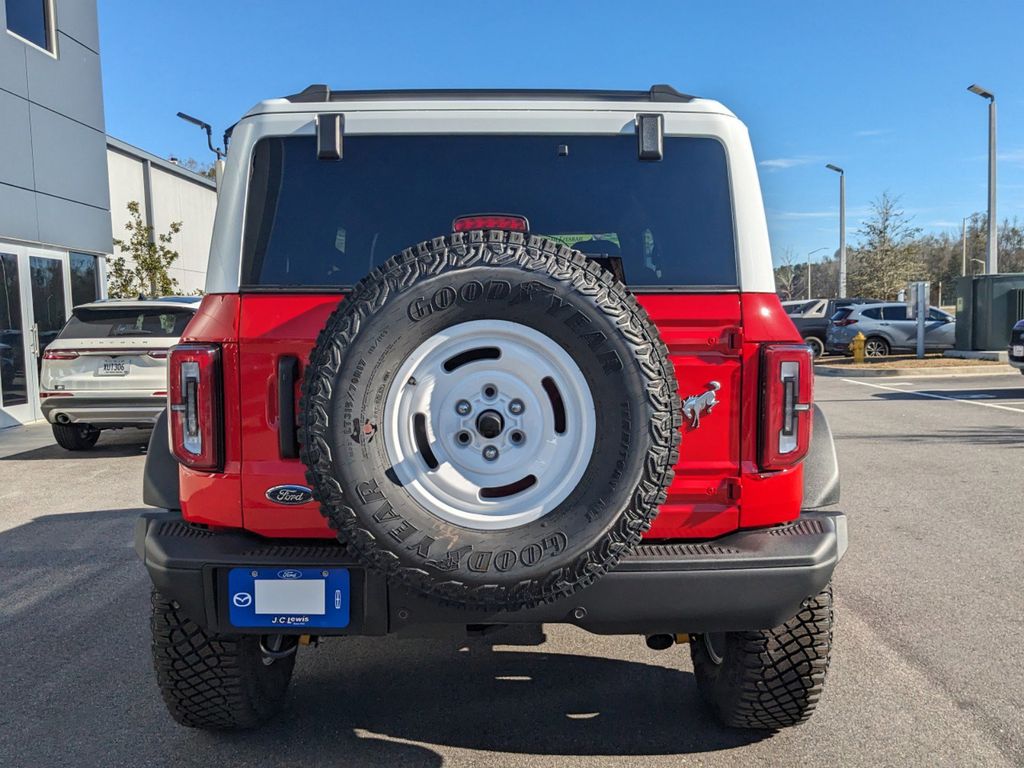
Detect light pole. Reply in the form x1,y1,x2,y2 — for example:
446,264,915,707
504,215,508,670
961,217,968,276
967,84,997,274
825,164,846,298
806,247,827,298
177,111,226,188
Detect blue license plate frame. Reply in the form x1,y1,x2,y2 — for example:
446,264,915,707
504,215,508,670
227,567,350,629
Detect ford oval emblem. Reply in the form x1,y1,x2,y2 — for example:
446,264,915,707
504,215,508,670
265,485,314,505
277,569,302,580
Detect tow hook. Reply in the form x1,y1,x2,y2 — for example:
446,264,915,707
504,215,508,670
259,635,299,663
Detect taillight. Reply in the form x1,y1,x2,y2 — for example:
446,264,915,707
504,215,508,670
760,344,813,470
452,214,529,232
43,349,79,360
832,318,858,327
168,344,222,471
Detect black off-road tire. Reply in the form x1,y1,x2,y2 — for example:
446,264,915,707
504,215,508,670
52,423,100,450
690,584,834,730
150,590,295,730
300,230,681,611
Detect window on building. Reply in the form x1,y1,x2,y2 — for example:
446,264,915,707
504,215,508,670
5,0,54,53
69,253,100,308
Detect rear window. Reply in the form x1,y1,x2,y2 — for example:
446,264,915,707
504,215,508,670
861,307,883,320
57,307,194,340
242,134,736,290
883,306,907,321
785,300,819,315
830,308,853,322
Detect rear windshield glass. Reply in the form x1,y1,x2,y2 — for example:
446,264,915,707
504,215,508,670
242,134,736,290
785,300,819,315
57,307,194,339
830,308,853,322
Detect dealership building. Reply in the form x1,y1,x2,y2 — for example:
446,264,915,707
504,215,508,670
1,1,215,428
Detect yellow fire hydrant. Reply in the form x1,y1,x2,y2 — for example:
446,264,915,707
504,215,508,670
850,332,866,364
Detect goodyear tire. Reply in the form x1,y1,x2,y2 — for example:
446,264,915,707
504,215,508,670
300,231,681,610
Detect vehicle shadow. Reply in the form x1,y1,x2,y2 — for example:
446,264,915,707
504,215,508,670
871,387,1024,402
0,509,764,767
837,426,1024,447
0,430,150,461
250,638,768,758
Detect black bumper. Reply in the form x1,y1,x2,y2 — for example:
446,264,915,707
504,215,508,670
136,510,847,636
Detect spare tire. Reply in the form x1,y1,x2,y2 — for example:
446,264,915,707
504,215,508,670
300,231,680,610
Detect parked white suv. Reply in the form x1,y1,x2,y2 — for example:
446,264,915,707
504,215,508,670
40,298,200,450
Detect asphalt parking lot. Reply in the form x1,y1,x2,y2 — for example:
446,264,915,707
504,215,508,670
1,370,1022,768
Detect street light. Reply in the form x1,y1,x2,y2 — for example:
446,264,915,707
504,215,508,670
806,247,827,298
967,84,997,274
825,164,846,298
176,111,225,161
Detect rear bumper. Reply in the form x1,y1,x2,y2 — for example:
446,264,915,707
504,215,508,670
41,395,164,427
136,510,848,636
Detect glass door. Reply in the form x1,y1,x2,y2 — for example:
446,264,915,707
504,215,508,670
0,245,73,427
28,252,69,370
0,250,35,426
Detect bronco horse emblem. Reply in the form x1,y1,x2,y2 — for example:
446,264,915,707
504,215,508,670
681,381,721,429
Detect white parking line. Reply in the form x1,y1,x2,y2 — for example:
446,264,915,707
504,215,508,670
842,378,1024,414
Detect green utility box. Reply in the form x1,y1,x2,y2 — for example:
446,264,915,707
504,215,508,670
954,274,1024,350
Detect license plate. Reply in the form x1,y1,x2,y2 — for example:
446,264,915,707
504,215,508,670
98,360,128,376
1013,345,1024,357
227,567,350,629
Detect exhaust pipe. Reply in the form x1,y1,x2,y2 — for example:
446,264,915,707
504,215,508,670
645,634,675,651
55,413,71,424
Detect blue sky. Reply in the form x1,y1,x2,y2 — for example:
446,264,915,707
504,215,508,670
98,0,1024,267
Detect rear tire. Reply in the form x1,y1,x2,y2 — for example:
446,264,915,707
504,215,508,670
51,423,100,450
804,336,824,358
150,590,295,730
863,337,889,358
690,584,834,730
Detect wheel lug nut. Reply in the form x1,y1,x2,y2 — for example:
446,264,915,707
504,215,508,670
510,430,525,445
456,430,472,446
483,384,498,399
508,399,525,415
483,445,499,461
455,399,472,415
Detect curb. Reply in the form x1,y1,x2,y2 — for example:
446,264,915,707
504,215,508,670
815,364,1011,378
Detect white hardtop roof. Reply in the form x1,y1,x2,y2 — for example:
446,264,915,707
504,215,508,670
241,85,735,120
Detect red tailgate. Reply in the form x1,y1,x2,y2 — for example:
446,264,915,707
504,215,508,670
638,295,743,539
238,295,340,537
234,293,771,540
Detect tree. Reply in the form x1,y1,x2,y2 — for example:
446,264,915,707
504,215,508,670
774,249,798,300
847,193,923,299
108,201,182,298
177,157,217,180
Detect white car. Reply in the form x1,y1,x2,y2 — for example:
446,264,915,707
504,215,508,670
40,298,200,450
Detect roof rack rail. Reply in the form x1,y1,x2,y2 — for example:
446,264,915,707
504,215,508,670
282,84,695,104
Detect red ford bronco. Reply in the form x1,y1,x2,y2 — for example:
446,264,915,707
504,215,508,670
137,85,846,731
